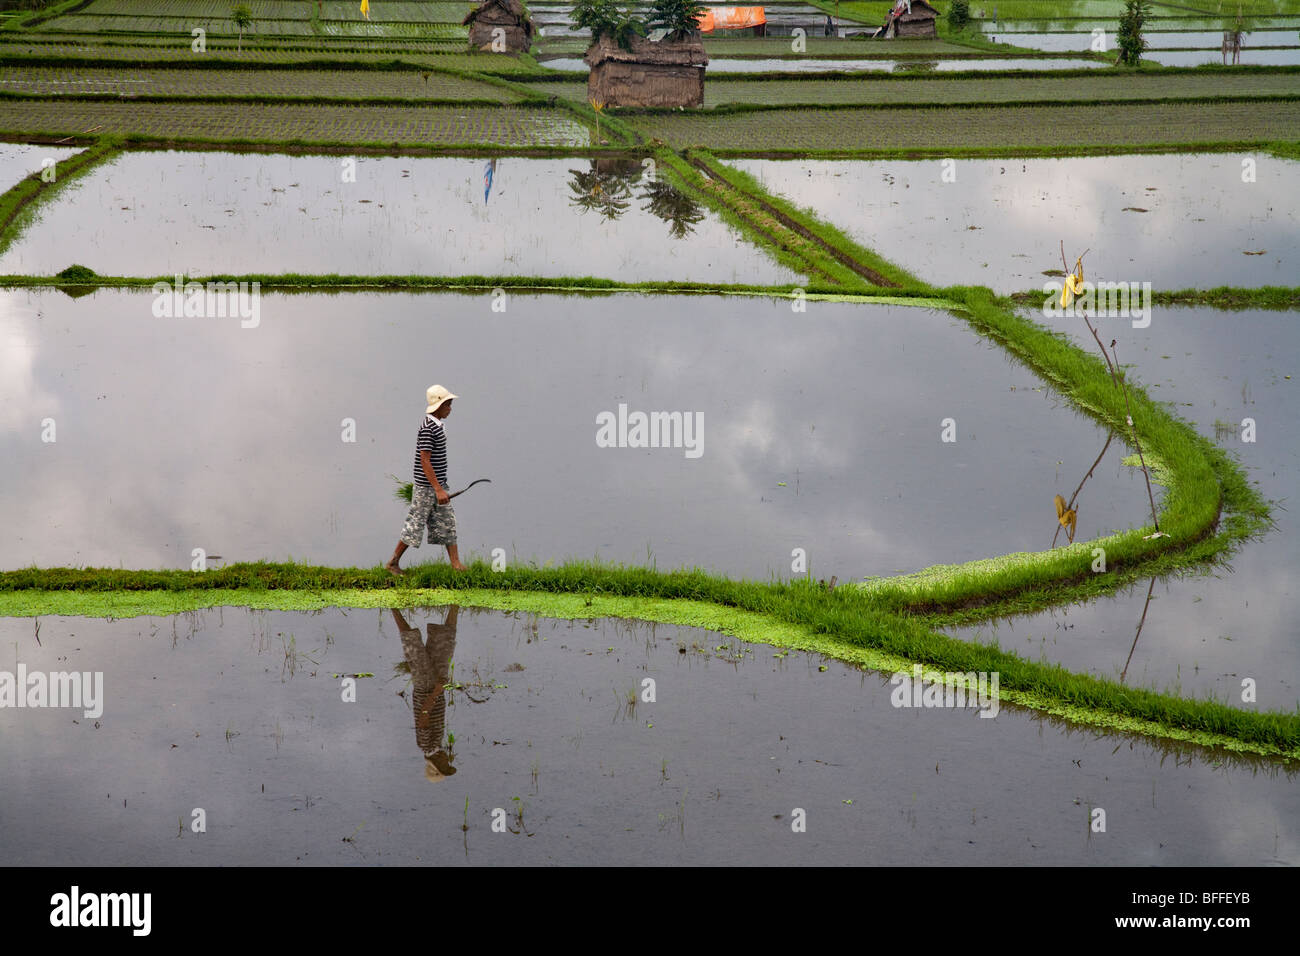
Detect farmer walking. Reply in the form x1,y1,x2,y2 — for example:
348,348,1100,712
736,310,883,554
386,385,467,575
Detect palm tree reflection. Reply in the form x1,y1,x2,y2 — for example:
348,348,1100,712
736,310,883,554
567,160,705,237
568,163,633,222
640,179,706,239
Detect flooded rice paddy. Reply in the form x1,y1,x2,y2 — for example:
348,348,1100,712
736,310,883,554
983,18,1300,33
729,153,1300,293
1,605,1295,865
0,288,1156,579
981,25,1300,64
0,151,796,285
3,50,1298,865
987,29,1300,52
0,142,82,195
1148,47,1300,66
950,306,1299,711
539,56,1106,72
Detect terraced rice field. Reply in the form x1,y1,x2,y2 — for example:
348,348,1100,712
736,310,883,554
22,0,477,40
0,31,466,49
0,66,530,102
2,0,1299,884
626,99,1300,151
529,34,998,58
528,69,1300,108
957,0,1300,15
541,54,1109,72
730,153,1300,291
990,17,1300,31
678,37,985,57
44,16,322,36
0,153,798,283
0,141,81,192
0,100,589,147
49,0,475,25
35,18,469,40
0,41,523,71
1152,47,1300,65
0,31,467,52
989,28,1300,51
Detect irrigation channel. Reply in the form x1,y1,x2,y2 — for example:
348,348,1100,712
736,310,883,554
1,0,1298,869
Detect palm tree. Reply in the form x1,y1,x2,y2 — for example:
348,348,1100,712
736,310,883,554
648,0,706,40
1115,0,1152,67
231,4,253,53
572,0,645,49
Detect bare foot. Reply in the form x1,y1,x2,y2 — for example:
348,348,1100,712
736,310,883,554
450,563,468,572
385,562,405,577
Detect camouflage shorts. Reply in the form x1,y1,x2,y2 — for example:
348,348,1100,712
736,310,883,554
401,485,457,547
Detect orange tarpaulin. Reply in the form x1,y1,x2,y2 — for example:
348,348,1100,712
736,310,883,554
697,7,766,32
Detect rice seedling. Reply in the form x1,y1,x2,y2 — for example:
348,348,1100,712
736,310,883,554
612,685,637,720
657,787,687,834
279,633,320,680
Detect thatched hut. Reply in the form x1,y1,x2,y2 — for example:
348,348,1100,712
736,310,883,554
585,32,708,109
878,0,938,38
462,0,533,54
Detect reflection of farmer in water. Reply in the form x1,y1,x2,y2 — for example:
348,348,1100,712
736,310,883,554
391,606,458,781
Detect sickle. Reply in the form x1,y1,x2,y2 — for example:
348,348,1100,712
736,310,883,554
446,479,491,500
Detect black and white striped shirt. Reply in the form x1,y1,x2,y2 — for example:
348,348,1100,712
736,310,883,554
412,414,448,488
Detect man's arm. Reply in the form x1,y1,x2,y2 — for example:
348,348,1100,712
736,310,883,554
421,449,449,505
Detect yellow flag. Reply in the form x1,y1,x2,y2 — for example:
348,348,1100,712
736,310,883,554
361,0,370,19
1054,494,1077,543
1059,257,1085,308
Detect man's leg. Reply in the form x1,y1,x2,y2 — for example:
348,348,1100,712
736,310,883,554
429,502,466,572
390,486,433,575
386,540,408,576
446,543,466,572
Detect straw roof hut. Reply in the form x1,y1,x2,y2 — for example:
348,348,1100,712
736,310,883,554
880,0,938,38
585,32,708,109
463,0,533,54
